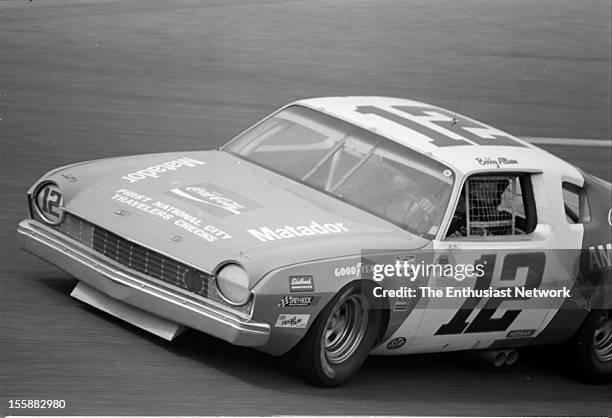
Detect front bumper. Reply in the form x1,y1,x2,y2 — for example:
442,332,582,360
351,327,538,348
18,219,271,347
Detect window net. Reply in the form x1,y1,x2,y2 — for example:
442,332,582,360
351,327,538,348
465,176,522,236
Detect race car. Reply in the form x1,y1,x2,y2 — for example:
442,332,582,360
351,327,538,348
18,97,611,387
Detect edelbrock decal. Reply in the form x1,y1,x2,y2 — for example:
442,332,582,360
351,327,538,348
275,314,310,328
121,157,205,183
248,221,349,242
289,276,314,293
167,182,260,217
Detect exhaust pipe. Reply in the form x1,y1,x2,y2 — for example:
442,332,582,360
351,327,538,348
505,350,519,366
475,350,507,366
492,350,507,367
473,349,519,367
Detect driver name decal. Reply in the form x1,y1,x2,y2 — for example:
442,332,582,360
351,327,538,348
475,157,519,168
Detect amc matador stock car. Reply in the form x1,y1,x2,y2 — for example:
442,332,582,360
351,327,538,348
19,97,611,386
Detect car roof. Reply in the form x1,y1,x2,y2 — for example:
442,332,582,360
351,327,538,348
293,96,577,177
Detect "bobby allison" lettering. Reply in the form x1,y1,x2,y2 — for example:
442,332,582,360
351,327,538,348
248,221,349,242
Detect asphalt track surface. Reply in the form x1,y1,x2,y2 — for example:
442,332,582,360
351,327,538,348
1,1,611,416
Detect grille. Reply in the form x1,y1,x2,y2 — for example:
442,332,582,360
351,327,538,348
55,213,209,298
92,228,209,297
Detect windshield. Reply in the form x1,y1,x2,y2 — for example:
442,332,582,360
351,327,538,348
224,105,455,238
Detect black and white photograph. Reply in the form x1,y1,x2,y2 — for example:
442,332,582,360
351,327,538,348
1,0,611,417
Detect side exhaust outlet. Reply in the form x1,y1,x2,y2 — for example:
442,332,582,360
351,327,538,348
505,350,520,366
473,349,519,367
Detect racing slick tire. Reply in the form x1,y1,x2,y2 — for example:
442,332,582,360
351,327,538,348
572,309,612,384
288,282,383,387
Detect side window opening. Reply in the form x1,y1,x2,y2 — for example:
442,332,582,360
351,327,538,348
562,182,591,224
445,174,537,238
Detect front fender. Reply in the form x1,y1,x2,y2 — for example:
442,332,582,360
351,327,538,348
250,256,365,355
249,249,433,356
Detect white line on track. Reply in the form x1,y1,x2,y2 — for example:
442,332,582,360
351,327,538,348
521,137,611,147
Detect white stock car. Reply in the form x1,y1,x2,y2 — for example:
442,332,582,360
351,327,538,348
19,97,612,386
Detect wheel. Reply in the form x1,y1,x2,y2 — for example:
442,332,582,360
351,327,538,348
288,282,383,387
573,309,612,384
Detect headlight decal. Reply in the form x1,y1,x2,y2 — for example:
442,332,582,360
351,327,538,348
33,182,65,225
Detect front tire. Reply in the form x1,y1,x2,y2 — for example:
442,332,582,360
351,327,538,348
289,283,383,387
573,309,612,384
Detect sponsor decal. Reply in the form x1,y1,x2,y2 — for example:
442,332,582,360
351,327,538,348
112,189,233,242
248,221,349,242
167,182,260,217
588,243,612,271
275,314,310,328
394,255,416,275
333,262,375,278
278,295,314,307
506,329,536,338
393,298,410,312
289,275,314,292
395,254,415,264
386,337,406,350
474,157,518,168
121,157,205,183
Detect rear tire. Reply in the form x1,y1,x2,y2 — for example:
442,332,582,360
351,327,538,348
572,309,612,384
288,282,383,387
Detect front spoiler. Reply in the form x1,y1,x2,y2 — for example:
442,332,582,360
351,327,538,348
18,219,271,347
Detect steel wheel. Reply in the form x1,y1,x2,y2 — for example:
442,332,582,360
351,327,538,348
321,292,369,365
593,310,612,362
288,282,383,387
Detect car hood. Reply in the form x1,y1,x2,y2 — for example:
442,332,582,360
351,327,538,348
47,151,428,285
